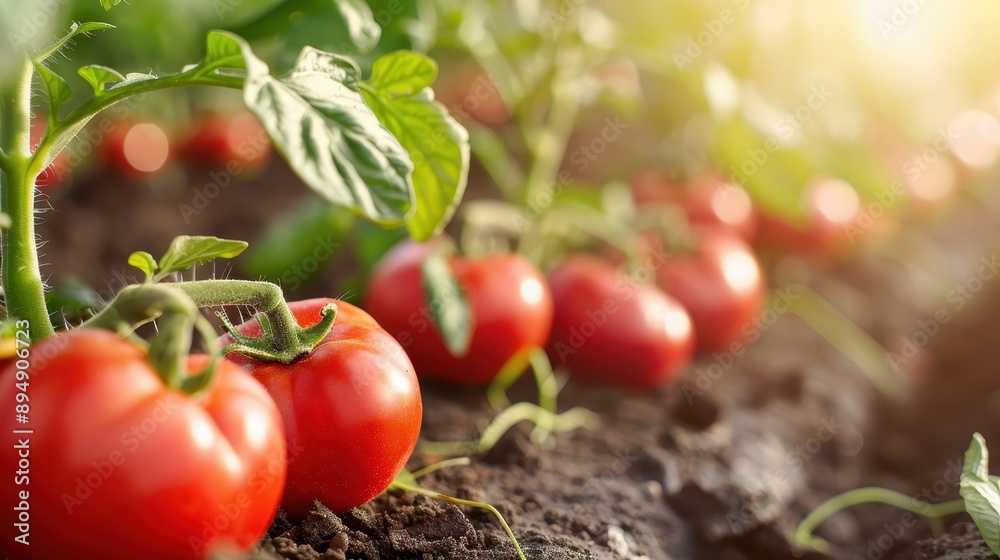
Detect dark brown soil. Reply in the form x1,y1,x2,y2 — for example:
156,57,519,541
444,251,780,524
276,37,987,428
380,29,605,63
35,165,1000,560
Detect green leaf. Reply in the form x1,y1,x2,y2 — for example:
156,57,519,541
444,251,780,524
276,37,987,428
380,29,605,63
155,236,249,281
78,65,126,95
422,250,472,356
32,63,73,124
362,51,469,240
128,251,158,281
367,50,437,96
243,45,415,225
960,433,1000,556
230,0,380,55
33,22,115,62
100,0,125,10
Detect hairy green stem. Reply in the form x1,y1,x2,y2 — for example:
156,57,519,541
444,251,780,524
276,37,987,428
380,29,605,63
1,58,53,340
794,487,966,551
173,279,335,363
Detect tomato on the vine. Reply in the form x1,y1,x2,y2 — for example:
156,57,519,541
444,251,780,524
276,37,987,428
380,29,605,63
364,240,553,385
756,177,861,258
222,299,422,519
0,329,285,560
546,255,694,388
631,169,757,241
656,228,765,353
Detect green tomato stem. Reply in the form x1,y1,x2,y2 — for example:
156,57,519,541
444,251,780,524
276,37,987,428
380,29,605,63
1,57,54,341
82,283,220,392
173,279,336,363
794,487,966,551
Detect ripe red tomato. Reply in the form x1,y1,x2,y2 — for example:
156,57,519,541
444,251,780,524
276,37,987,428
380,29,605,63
656,229,765,353
630,169,758,241
756,177,861,258
222,299,422,519
101,120,172,176
364,240,553,385
0,329,285,560
546,255,694,388
181,112,271,171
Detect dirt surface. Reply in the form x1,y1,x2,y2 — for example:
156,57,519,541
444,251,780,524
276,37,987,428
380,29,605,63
36,166,1000,559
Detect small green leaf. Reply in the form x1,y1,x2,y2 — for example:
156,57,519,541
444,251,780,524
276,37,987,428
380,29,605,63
32,63,72,123
128,251,158,281
960,433,1000,556
363,51,469,241
155,236,249,281
78,65,126,94
33,22,115,62
100,0,124,10
367,50,437,96
243,45,415,225
422,250,472,356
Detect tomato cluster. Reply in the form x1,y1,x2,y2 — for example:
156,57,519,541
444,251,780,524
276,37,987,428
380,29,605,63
363,173,770,389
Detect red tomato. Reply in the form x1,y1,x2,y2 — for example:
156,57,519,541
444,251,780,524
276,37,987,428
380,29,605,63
182,112,271,171
222,299,422,519
656,229,765,353
630,169,758,241
101,121,172,176
546,255,694,388
364,240,553,385
756,177,861,258
0,329,285,560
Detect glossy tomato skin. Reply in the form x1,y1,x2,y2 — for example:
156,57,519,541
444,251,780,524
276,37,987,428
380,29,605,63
657,229,765,353
364,240,553,385
546,255,695,388
223,299,422,519
631,170,758,241
0,330,286,560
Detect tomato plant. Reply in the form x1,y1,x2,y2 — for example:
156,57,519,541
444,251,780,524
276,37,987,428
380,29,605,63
222,299,422,518
364,239,553,385
0,329,286,560
546,254,694,388
656,228,765,353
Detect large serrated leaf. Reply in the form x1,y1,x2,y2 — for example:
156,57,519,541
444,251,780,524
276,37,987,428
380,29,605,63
960,433,1000,556
33,22,115,62
243,45,414,225
154,236,248,281
422,251,472,356
363,51,469,240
